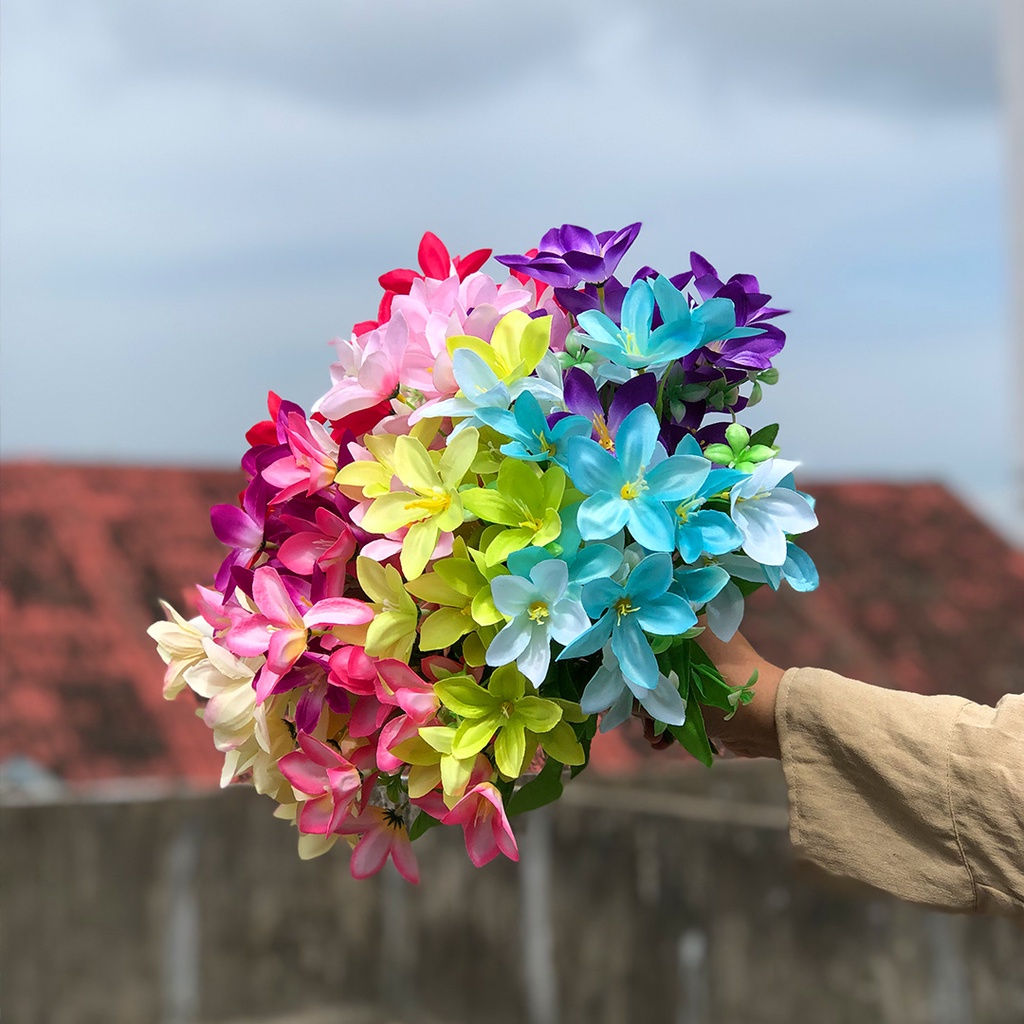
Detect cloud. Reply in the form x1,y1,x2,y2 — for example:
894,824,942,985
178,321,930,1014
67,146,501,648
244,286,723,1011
22,0,999,118
0,0,1012,541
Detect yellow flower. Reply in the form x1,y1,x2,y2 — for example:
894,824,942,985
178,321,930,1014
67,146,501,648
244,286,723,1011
447,310,551,387
359,428,478,579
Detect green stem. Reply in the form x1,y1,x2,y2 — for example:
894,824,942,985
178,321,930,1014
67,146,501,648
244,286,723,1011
654,362,674,420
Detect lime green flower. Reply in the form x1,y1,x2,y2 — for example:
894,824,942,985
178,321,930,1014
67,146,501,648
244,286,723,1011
360,428,479,579
435,665,563,779
404,539,506,652
461,459,566,567
355,556,418,661
703,423,778,474
393,725,480,805
526,698,588,768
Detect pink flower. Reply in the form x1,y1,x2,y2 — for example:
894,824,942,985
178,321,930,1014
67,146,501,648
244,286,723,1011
315,313,408,422
261,412,340,503
278,733,362,835
442,783,519,868
277,506,356,597
337,805,419,884
224,566,372,701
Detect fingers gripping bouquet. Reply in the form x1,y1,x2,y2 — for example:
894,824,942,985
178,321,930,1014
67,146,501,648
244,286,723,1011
149,224,818,883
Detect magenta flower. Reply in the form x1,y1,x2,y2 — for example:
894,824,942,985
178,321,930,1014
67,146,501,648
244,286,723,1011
278,732,362,835
224,566,372,701
442,782,519,868
277,506,356,597
261,412,340,503
496,222,641,288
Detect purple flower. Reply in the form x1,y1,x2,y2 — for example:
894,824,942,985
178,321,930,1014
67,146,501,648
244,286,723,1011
560,368,657,452
685,252,787,372
496,222,642,288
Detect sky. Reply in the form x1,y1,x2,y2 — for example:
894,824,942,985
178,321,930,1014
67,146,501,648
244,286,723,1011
1,0,1020,540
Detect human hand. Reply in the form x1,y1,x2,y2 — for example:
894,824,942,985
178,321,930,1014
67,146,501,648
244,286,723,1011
694,629,784,760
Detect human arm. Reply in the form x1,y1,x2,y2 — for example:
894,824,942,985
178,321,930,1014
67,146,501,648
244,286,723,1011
696,631,1024,916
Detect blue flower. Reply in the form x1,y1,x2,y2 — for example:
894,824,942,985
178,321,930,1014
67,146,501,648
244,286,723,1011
475,391,592,470
581,644,687,729
558,552,696,690
576,276,764,371
565,404,709,552
670,436,746,563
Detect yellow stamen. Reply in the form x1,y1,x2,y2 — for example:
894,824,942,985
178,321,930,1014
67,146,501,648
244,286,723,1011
614,597,636,622
528,601,549,623
405,489,452,518
620,479,646,501
592,414,615,452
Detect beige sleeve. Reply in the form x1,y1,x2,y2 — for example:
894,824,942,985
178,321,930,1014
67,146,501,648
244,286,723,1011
776,666,1024,916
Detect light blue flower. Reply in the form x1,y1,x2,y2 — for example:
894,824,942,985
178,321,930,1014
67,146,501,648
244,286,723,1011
421,349,562,436
565,404,709,553
759,542,819,592
672,564,731,609
475,391,592,470
558,552,696,690
576,276,763,371
486,559,590,686
729,458,818,566
581,644,686,729
670,436,746,563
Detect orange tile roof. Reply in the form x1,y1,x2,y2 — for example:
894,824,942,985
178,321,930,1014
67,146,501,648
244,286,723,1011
1,462,1021,786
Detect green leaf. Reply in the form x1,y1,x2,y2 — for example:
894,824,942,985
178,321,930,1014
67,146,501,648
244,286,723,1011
507,756,564,816
570,715,598,778
409,810,442,841
733,577,764,598
667,692,715,767
748,423,780,448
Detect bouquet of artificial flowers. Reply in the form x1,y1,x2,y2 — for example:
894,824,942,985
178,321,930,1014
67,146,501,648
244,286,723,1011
149,222,818,883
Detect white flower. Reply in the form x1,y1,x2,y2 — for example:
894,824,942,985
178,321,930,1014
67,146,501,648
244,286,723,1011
485,560,590,685
729,459,817,566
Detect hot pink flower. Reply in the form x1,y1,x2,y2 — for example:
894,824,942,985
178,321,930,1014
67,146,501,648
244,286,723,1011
224,566,372,701
277,506,356,597
337,805,419,884
278,733,362,835
261,412,340,503
442,782,519,868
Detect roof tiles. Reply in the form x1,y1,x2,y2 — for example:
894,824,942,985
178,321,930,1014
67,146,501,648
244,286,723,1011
1,463,1021,786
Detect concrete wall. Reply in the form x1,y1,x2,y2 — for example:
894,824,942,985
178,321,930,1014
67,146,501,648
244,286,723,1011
2,764,1022,1024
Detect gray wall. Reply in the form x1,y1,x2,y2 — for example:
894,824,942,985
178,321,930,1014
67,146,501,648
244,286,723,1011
2,764,1022,1024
